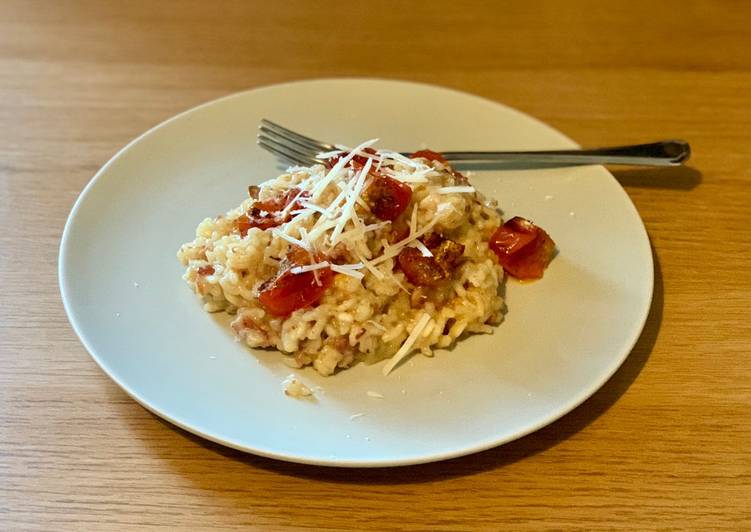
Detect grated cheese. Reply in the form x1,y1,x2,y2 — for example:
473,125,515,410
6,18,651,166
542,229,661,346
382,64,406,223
310,138,378,201
296,201,333,218
330,264,365,280
260,141,468,299
329,157,372,246
272,229,311,251
411,239,433,257
316,149,344,159
368,204,451,267
382,312,431,375
355,251,385,280
290,261,330,274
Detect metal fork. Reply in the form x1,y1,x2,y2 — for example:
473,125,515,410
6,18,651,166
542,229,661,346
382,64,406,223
257,118,691,167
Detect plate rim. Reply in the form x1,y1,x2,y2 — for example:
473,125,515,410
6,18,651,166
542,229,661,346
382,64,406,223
58,77,654,467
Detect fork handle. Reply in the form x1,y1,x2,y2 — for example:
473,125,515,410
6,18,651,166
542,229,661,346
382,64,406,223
435,140,690,166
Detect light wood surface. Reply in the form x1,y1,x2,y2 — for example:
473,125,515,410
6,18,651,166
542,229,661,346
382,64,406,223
2,1,750,529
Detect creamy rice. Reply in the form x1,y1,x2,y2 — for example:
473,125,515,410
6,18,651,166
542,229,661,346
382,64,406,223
177,144,505,376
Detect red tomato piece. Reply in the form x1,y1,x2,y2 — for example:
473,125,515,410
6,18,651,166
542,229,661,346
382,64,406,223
258,267,333,316
489,217,555,280
367,175,413,221
410,149,449,164
258,247,334,317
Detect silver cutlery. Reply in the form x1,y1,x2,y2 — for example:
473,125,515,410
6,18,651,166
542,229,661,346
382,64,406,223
257,118,690,168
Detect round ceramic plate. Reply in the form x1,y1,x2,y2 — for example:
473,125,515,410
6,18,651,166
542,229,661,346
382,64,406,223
59,79,653,467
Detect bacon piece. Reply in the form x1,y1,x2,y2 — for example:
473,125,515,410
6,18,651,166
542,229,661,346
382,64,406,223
397,247,446,286
396,235,465,286
432,239,465,271
196,265,215,276
236,188,309,235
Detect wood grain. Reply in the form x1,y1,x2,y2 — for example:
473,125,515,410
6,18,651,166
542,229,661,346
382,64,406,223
1,1,750,529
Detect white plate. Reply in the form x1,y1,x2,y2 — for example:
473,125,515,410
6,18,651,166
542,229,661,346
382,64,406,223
59,79,653,467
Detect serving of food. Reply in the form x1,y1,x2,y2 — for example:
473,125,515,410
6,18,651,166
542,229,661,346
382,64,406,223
60,78,654,464
177,141,555,376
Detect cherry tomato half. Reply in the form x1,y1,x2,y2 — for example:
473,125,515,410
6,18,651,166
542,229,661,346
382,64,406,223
489,217,555,280
367,175,412,221
258,247,333,316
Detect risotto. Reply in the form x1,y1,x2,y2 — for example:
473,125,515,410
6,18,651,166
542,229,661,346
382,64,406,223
177,141,554,376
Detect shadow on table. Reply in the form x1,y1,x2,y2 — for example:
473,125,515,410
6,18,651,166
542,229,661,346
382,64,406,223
610,165,702,190
126,247,663,484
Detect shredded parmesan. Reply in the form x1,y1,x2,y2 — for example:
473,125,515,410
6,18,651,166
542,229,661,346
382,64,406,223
382,312,431,375
272,229,311,251
330,264,364,279
369,204,451,267
355,252,385,280
310,138,378,200
290,261,330,274
316,149,344,159
296,201,332,218
411,240,433,257
329,158,372,246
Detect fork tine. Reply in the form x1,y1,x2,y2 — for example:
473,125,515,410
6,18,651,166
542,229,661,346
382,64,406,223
260,119,334,152
257,136,320,166
257,132,322,163
259,124,324,158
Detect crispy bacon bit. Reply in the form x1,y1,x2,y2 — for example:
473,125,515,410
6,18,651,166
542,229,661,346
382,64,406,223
489,217,555,280
397,247,446,286
236,188,309,236
366,175,412,221
258,246,333,317
397,235,465,286
432,239,465,270
197,265,215,276
420,232,444,249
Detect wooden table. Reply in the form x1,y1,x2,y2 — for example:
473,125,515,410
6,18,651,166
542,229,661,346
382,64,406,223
2,1,749,529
